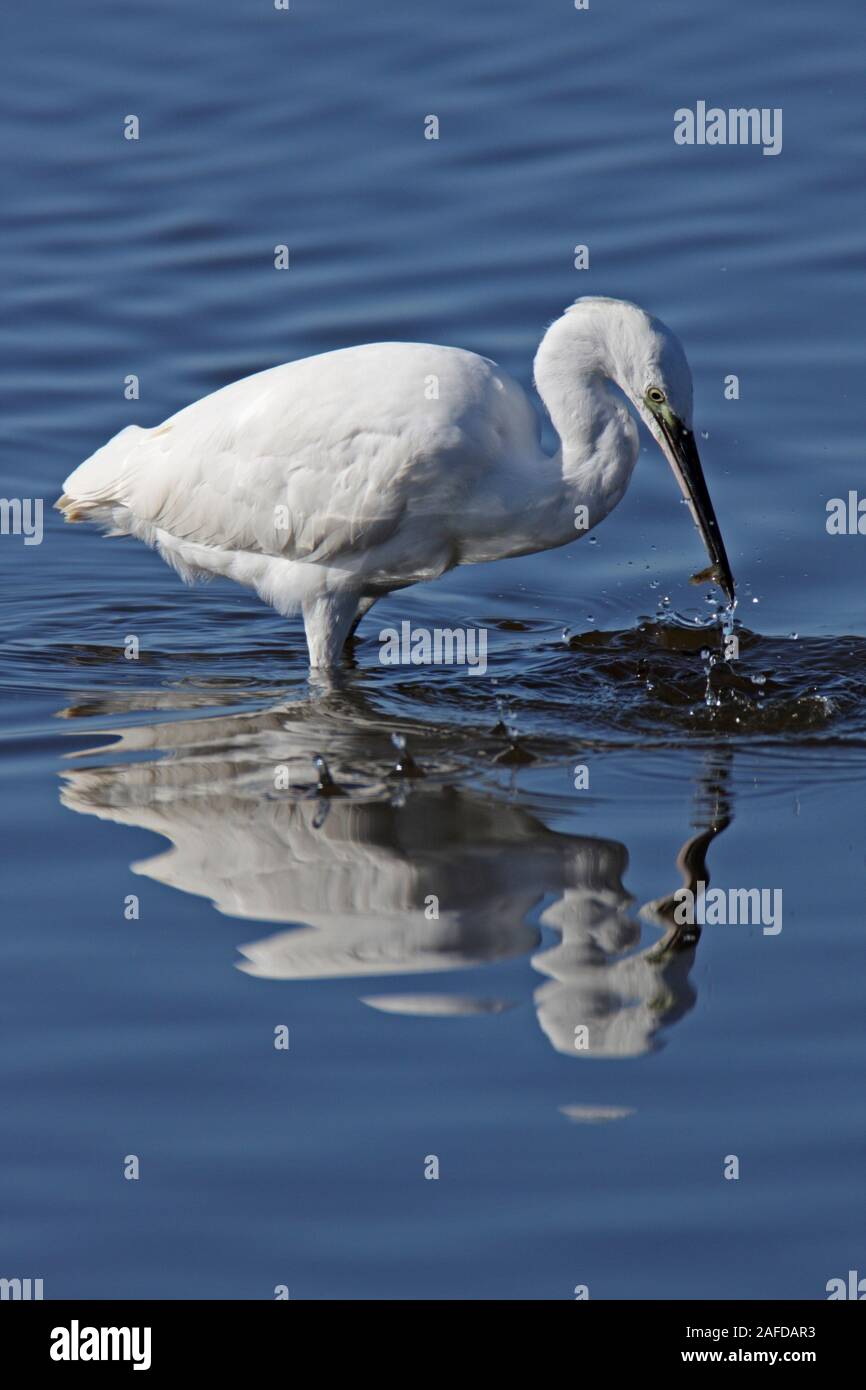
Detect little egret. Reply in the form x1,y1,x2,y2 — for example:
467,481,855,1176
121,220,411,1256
58,296,735,668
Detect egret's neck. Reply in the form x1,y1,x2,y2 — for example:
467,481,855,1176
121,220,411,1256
533,313,640,541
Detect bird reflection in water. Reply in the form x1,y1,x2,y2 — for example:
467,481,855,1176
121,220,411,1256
58,687,731,1061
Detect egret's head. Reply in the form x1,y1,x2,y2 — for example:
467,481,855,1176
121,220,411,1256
560,298,736,603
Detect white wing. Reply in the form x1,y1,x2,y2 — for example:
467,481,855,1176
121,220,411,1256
63,342,541,574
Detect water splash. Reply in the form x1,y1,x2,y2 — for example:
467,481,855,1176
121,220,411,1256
702,595,739,708
388,731,423,778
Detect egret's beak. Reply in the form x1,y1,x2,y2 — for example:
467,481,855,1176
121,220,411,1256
653,407,735,603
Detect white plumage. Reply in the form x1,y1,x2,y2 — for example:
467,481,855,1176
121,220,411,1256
58,297,734,666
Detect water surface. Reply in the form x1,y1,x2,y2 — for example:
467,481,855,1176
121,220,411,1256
0,0,864,1299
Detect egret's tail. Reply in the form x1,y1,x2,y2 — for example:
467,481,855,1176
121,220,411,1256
56,424,148,528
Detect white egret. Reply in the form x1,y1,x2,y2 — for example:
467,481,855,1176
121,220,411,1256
58,296,735,668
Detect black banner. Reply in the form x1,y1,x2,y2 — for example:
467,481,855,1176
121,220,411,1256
2,1299,861,1374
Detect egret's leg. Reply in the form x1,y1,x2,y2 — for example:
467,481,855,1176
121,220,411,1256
302,592,363,668
347,595,377,642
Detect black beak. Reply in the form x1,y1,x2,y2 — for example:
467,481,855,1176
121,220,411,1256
657,413,735,604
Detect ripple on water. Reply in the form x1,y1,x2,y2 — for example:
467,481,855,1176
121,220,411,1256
361,617,866,748
2,610,862,762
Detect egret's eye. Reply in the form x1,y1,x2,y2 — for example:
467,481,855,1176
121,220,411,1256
646,387,666,405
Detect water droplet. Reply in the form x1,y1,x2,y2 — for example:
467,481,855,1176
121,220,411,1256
388,731,422,779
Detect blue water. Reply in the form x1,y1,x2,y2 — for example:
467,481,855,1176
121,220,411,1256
1,0,864,1299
